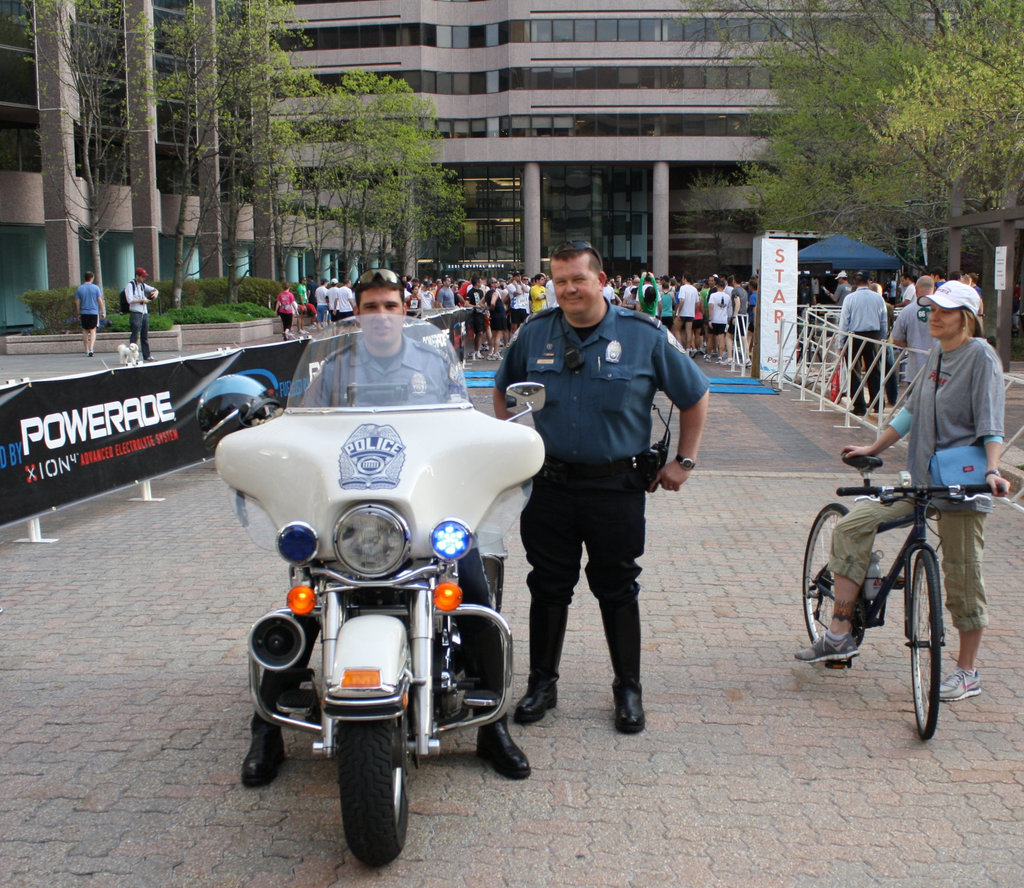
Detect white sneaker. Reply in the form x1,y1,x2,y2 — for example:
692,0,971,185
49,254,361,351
939,667,980,702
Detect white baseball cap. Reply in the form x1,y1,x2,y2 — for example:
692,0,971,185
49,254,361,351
920,280,982,316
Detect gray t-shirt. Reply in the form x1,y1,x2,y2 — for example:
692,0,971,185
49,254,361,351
891,299,934,380
905,338,1004,511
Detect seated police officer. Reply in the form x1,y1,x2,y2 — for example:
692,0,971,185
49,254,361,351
242,269,530,785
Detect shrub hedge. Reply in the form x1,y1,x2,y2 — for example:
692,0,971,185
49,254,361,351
16,277,281,333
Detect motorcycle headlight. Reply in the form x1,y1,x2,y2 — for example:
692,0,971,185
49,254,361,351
431,519,471,560
333,505,410,578
277,521,318,564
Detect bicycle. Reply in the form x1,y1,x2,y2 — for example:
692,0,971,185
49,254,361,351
801,453,992,740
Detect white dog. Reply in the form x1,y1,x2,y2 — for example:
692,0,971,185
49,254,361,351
118,342,141,366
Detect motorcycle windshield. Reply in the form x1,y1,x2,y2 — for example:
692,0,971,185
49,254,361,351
286,318,470,410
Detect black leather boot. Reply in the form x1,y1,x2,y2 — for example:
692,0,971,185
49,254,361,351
241,715,285,787
514,603,569,724
476,716,531,779
600,600,646,734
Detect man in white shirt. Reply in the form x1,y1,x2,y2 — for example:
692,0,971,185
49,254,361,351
336,279,355,319
674,273,700,350
126,266,158,361
313,278,330,328
899,272,917,304
508,272,529,332
705,280,731,362
544,276,557,309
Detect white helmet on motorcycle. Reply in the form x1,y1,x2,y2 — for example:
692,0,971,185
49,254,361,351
197,374,282,449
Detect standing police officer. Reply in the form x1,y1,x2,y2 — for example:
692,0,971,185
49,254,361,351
493,242,709,734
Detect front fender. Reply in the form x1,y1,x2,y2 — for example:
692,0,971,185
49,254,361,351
324,614,410,719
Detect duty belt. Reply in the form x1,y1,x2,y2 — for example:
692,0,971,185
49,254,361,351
538,454,640,483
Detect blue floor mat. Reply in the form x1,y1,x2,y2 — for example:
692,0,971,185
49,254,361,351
706,377,777,394
466,370,496,388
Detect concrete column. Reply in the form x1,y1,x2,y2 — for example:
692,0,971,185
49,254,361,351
523,162,541,274
653,161,669,276
35,0,80,289
126,0,160,278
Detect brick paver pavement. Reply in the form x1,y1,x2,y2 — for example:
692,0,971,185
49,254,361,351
1,354,1023,887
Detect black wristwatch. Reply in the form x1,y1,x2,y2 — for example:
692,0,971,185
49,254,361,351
675,455,696,471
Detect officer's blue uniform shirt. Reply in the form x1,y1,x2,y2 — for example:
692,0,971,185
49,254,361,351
496,305,708,464
303,330,460,407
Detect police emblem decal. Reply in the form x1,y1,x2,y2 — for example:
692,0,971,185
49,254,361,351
339,423,406,489
605,340,622,363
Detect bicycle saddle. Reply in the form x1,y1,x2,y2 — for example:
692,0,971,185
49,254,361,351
842,453,883,472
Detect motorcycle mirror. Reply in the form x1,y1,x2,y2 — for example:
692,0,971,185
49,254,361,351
505,381,545,420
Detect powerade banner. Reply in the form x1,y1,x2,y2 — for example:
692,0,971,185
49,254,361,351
0,310,468,529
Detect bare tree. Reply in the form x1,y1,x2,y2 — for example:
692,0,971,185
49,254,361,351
32,0,144,286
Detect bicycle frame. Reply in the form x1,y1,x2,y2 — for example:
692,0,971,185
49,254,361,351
858,500,936,634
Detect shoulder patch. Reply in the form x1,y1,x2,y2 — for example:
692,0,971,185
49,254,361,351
615,306,661,328
525,305,560,323
664,326,687,353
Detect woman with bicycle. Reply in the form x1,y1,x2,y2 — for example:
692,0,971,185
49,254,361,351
796,280,1010,702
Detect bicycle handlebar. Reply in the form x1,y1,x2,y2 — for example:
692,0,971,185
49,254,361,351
836,483,992,499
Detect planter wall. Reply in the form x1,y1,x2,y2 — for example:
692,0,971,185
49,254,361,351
2,329,182,355
2,318,276,354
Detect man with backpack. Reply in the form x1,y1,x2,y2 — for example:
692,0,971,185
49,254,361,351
124,267,159,362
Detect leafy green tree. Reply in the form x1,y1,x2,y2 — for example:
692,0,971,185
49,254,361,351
211,0,309,300
154,2,220,306
700,0,1024,270
290,71,463,276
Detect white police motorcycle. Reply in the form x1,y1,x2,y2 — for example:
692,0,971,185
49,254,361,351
199,319,544,865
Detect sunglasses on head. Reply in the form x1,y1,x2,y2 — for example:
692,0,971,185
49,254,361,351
552,240,603,265
356,268,401,286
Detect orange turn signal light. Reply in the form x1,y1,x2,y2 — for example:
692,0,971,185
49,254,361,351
433,582,463,612
342,668,382,689
287,585,317,615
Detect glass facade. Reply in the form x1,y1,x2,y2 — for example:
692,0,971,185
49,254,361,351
432,166,521,277
541,166,650,275
431,165,654,276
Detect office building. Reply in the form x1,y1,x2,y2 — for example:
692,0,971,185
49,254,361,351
0,0,765,330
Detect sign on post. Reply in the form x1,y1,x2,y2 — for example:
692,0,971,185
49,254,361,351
758,238,798,380
994,245,1008,292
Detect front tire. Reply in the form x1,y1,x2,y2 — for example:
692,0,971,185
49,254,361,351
802,503,865,645
907,547,943,740
337,715,409,866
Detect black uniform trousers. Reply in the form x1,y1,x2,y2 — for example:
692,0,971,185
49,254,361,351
520,472,647,609
848,329,882,414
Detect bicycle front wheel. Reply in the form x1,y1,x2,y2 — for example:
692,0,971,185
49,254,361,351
802,503,861,643
907,547,943,740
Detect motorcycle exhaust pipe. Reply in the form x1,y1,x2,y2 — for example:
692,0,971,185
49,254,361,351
249,609,307,671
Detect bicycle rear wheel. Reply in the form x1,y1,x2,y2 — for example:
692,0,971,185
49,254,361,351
907,547,943,740
802,503,864,644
